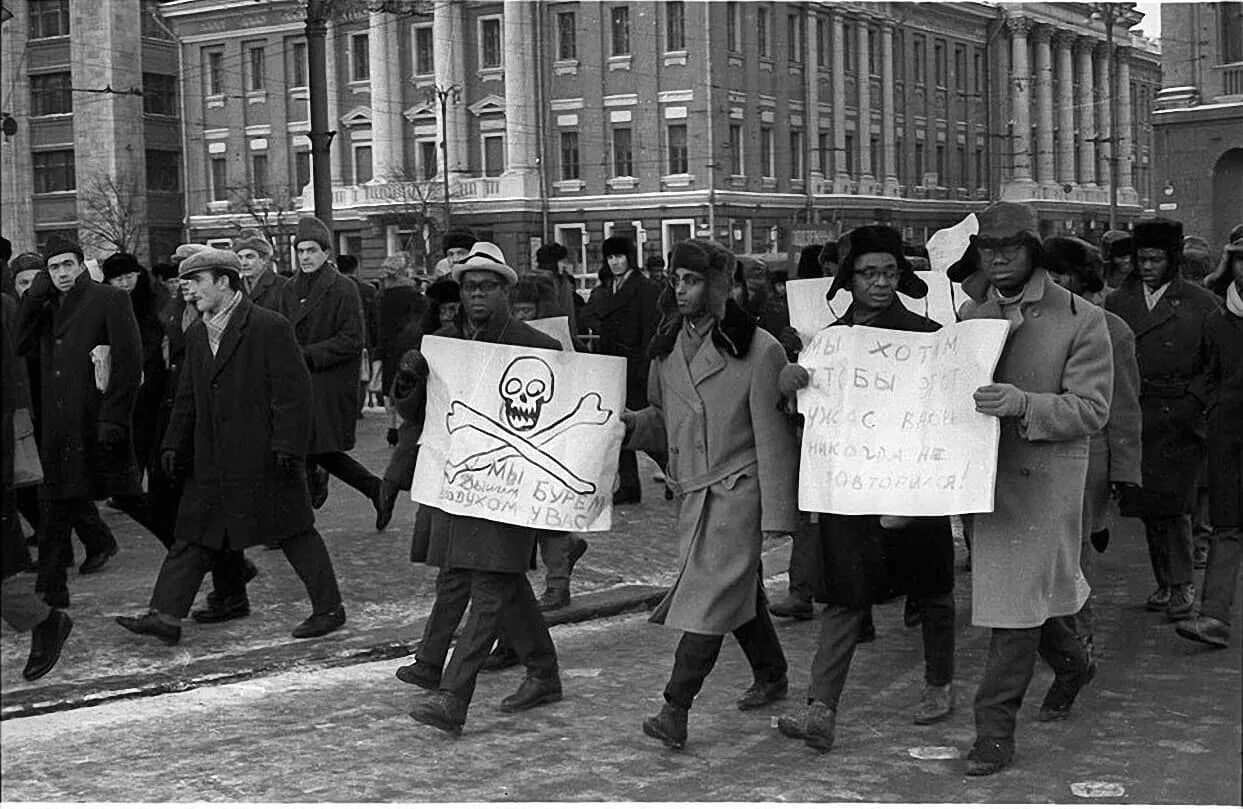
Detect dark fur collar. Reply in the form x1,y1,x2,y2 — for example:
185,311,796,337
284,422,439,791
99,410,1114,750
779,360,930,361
648,298,757,360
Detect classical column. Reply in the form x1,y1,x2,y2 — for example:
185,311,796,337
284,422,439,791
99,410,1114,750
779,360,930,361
1006,16,1033,183
831,10,848,186
1055,32,1077,186
503,0,538,187
368,10,395,180
434,0,469,176
1076,37,1097,187
1033,26,1055,187
880,20,899,195
1117,46,1135,195
1095,41,1112,194
856,18,872,183
806,8,821,180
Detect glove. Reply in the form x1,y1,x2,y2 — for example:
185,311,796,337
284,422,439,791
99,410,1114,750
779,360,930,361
386,427,400,447
97,422,125,445
160,449,180,479
1090,528,1111,553
777,326,803,361
778,364,810,396
273,451,300,475
398,349,429,379
973,383,1029,418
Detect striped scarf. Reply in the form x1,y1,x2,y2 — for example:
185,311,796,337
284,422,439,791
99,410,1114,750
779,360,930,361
205,291,243,356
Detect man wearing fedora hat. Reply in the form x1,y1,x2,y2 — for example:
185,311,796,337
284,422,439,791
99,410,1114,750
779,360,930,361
774,225,958,752
951,202,1113,776
1105,218,1221,621
116,249,346,644
403,242,564,737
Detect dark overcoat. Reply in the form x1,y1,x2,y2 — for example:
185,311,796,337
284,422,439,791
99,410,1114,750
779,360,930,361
248,267,286,312
1203,304,1243,528
2,294,33,579
411,313,561,572
810,300,956,607
163,296,315,549
17,271,142,500
594,272,661,409
275,264,365,454
1106,275,1220,516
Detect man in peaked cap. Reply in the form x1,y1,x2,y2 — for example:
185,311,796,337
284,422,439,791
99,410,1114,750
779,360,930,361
1105,217,1221,621
231,228,286,311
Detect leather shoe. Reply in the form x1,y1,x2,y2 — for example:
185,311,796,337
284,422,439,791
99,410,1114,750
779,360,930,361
612,488,641,506
23,609,73,681
308,465,329,509
1175,615,1230,648
642,702,688,750
408,691,467,736
395,659,442,690
1166,584,1195,621
482,643,520,671
1037,660,1097,722
913,683,953,725
191,596,251,624
965,737,1014,776
567,536,588,575
538,587,570,612
374,480,397,531
500,674,563,713
79,543,119,575
776,700,835,752
116,612,181,645
768,594,813,620
291,604,345,638
737,675,788,711
1145,585,1171,611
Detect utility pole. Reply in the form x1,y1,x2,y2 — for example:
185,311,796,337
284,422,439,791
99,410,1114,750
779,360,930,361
429,83,461,232
306,0,336,230
1091,3,1131,231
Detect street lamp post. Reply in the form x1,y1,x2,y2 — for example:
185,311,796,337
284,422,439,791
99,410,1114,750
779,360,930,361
429,83,460,232
306,0,336,230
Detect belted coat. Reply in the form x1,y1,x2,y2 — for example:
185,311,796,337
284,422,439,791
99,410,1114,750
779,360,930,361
1203,303,1243,529
1083,309,1143,535
959,269,1112,628
163,296,315,549
275,264,365,454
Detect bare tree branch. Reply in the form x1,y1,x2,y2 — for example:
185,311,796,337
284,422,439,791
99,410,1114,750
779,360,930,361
79,173,146,256
225,185,300,274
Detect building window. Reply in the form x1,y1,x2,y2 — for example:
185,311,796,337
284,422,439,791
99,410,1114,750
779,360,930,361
843,23,853,72
788,13,804,63
667,124,688,174
956,144,966,186
666,2,685,52
973,50,983,95
483,134,505,177
32,150,75,193
1222,1,1243,63
557,12,577,60
895,31,906,81
28,0,69,39
354,144,373,183
291,42,308,87
351,34,370,81
935,144,946,183
870,137,880,177
414,25,434,76
246,45,266,92
726,2,740,52
611,7,630,57
817,132,830,174
760,127,775,178
560,131,580,180
294,151,311,192
913,37,926,85
142,73,177,116
480,16,502,69
895,137,905,183
145,150,180,193
210,157,228,201
418,139,439,180
934,40,947,87
251,153,269,198
729,124,743,175
757,7,770,58
914,142,925,180
612,127,633,177
206,50,224,96
816,17,827,68
868,28,878,75
844,134,855,176
790,130,804,179
30,72,72,116
954,44,967,92
975,147,985,187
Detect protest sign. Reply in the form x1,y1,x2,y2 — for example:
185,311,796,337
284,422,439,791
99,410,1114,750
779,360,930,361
787,273,962,345
926,213,979,275
796,319,1010,516
528,316,575,351
412,336,626,531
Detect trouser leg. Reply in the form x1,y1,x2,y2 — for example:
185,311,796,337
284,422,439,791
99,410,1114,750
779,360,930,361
36,497,73,596
1164,514,1195,587
207,550,250,605
144,467,182,549
919,590,956,687
419,567,473,665
733,579,788,684
71,501,116,556
972,626,1041,742
311,451,381,501
2,487,33,575
788,513,816,601
383,423,420,490
499,573,558,678
1075,533,1096,653
441,571,510,705
808,604,865,709
1143,517,1171,587
1201,527,1242,624
1,575,51,632
16,486,40,536
149,541,218,619
1036,615,1090,686
280,528,342,614
617,449,639,496
539,532,571,592
663,632,725,711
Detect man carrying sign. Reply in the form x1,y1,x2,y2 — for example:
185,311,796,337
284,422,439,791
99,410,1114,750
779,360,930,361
403,243,563,737
774,225,958,753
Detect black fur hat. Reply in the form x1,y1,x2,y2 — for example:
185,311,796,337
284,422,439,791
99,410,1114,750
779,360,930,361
1044,236,1104,294
830,225,927,299
1131,217,1184,259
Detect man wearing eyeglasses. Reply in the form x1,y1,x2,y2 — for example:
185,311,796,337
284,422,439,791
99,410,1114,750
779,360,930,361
949,202,1113,776
401,242,564,737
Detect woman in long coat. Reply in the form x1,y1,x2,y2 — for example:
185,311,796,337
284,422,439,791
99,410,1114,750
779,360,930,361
625,239,797,750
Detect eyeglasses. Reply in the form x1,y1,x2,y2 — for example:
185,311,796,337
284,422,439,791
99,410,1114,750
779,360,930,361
858,270,901,286
461,280,502,294
976,242,1024,259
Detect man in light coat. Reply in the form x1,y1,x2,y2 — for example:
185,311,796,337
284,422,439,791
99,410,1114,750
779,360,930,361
623,239,797,750
951,202,1113,777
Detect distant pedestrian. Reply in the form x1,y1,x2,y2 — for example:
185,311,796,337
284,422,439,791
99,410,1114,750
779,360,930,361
1100,230,1134,291
376,252,428,445
338,254,380,418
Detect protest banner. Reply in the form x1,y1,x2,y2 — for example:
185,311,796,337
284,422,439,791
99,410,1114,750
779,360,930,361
787,273,962,345
412,335,626,531
528,316,575,350
926,213,979,275
796,319,1010,516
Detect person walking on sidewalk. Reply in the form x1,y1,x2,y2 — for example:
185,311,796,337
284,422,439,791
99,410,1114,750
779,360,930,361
622,239,796,750
276,217,388,529
773,226,958,754
1106,218,1220,621
952,202,1113,777
232,228,286,312
403,243,563,737
17,236,143,608
1175,233,1243,648
115,249,345,644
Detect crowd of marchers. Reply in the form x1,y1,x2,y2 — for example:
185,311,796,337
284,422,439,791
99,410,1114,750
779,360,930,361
1,200,1240,779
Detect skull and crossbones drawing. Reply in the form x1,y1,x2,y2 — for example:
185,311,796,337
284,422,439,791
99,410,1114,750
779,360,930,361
445,356,612,495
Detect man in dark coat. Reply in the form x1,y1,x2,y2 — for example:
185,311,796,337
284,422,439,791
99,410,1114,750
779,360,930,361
231,228,286,312
115,249,345,644
337,254,379,417
774,226,957,754
402,242,562,737
18,236,142,607
276,217,387,528
1175,235,1243,648
593,235,661,504
1106,218,1221,621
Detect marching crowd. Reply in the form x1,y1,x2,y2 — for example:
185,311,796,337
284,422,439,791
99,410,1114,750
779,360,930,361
1,197,1240,778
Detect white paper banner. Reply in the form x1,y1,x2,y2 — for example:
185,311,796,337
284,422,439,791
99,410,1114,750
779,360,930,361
412,336,626,531
926,213,979,276
795,320,1010,516
528,316,575,351
787,273,963,345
